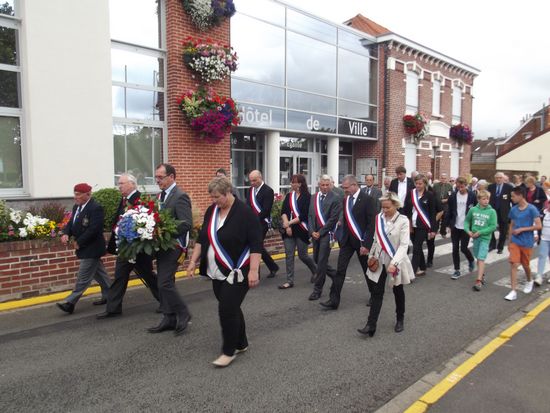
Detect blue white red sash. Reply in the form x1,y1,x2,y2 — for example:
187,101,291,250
290,191,308,232
314,192,327,227
375,213,396,258
249,186,269,224
411,189,431,231
344,195,363,241
207,205,250,284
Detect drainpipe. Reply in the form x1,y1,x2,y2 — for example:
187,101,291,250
381,42,390,183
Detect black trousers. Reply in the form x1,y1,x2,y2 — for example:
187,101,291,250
439,205,449,236
490,212,508,251
451,227,474,270
327,242,370,308
411,227,428,273
260,224,278,272
212,279,249,356
312,234,336,294
426,237,435,264
156,248,190,318
366,265,405,326
106,254,159,314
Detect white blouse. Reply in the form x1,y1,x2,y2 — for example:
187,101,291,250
207,215,227,281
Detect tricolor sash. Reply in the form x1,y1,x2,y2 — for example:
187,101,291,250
344,195,363,241
290,191,308,232
314,192,327,227
411,189,431,231
207,205,250,284
249,187,269,224
375,213,396,258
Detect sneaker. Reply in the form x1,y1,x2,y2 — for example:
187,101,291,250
504,290,517,301
534,275,543,287
451,270,461,280
523,280,534,294
472,280,482,291
468,261,475,272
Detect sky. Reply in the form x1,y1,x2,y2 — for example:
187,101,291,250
284,0,550,139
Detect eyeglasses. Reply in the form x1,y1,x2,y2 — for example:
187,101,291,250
155,175,168,181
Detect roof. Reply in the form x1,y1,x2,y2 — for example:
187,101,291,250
471,138,507,163
343,14,391,36
496,126,550,159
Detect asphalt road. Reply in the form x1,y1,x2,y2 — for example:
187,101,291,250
0,240,547,412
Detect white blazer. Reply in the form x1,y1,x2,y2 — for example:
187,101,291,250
367,212,414,287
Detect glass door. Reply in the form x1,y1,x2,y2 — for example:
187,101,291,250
279,152,314,195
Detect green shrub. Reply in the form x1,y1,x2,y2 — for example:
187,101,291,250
271,199,283,229
39,202,67,223
92,188,121,232
0,199,9,228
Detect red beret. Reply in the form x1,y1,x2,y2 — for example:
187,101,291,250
74,183,92,193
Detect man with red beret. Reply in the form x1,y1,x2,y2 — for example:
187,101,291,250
56,183,112,314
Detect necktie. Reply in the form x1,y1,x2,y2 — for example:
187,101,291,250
73,206,81,222
496,185,501,197
160,190,166,202
320,194,326,203
367,187,371,195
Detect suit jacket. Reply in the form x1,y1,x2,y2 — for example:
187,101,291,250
308,190,342,238
340,190,376,250
404,189,437,231
389,177,414,213
63,198,106,259
246,183,274,230
162,185,193,249
444,190,477,228
526,185,547,215
362,186,382,212
107,190,141,255
488,182,513,220
281,191,311,242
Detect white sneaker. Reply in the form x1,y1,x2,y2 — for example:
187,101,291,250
523,280,534,294
534,275,543,286
504,290,517,301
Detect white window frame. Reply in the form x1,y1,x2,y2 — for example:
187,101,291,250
452,85,462,125
432,79,441,117
405,70,419,114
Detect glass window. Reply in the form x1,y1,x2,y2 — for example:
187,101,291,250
231,78,284,107
231,13,285,85
238,103,285,129
0,70,19,108
0,2,15,16
338,29,373,56
369,59,378,106
0,116,22,189
432,80,441,115
0,26,17,65
112,86,164,121
287,90,336,115
287,32,337,95
109,0,161,48
338,49,370,102
338,100,376,120
112,48,164,87
406,71,419,113
231,133,264,199
287,9,336,44
234,0,285,26
452,86,462,123
287,111,336,134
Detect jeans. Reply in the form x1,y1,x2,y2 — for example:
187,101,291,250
283,236,317,284
537,239,550,276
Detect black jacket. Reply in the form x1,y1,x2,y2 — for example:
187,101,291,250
404,189,437,232
107,190,141,255
339,190,376,250
63,198,106,259
488,182,513,220
246,183,274,230
198,199,262,278
526,185,547,215
444,190,477,228
281,191,312,243
389,177,414,213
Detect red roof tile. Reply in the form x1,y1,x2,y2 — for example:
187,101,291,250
344,14,391,36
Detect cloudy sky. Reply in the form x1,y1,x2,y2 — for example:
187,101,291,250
284,0,550,139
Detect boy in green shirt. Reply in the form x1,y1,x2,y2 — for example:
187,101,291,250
464,190,498,291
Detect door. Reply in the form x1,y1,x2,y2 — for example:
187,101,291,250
279,152,314,195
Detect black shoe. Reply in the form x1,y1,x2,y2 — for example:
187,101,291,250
320,300,337,310
357,323,376,337
426,262,433,268
267,268,278,278
174,314,191,336
147,316,176,333
309,292,321,301
310,273,317,283
366,297,372,307
395,320,404,333
92,298,107,306
56,302,74,314
96,311,121,319
155,306,163,314
497,249,503,254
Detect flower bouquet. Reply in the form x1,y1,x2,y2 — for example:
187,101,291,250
115,196,181,261
182,36,238,83
182,0,236,31
449,123,474,144
403,113,428,143
177,87,240,143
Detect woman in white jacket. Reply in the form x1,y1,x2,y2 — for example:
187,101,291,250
358,192,414,337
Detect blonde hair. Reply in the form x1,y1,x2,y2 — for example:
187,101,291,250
208,177,233,195
525,176,536,186
379,191,403,209
477,189,490,200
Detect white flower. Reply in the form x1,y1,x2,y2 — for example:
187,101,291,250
18,228,27,238
10,209,22,224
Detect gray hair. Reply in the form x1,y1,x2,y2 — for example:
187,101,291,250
208,177,233,195
120,173,137,188
379,191,403,209
319,174,331,182
342,174,358,185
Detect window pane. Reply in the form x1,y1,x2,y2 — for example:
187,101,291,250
452,86,462,119
0,26,17,65
338,49,370,102
0,70,19,107
231,13,285,85
109,0,161,48
432,80,441,114
112,48,164,87
0,2,15,16
0,116,22,188
370,59,378,105
287,110,336,134
112,86,164,120
235,0,285,26
231,133,258,150
338,100,376,120
287,90,336,115
238,103,285,129
231,78,284,107
287,9,336,44
287,32,336,95
406,72,418,109
338,29,373,56
113,124,126,176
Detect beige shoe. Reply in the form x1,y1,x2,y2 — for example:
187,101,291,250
212,354,236,368
234,346,248,355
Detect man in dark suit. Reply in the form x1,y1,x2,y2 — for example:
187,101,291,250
308,175,342,301
321,175,376,310
488,172,514,253
247,170,279,277
389,166,414,214
362,174,382,211
56,183,111,314
96,173,160,319
148,163,192,336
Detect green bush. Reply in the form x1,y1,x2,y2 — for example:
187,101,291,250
0,199,9,228
92,188,121,232
270,199,283,229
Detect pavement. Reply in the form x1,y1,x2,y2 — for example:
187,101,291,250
0,237,549,412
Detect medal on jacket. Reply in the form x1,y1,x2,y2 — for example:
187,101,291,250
375,213,396,259
411,189,431,231
207,205,250,284
344,195,363,241
290,191,308,232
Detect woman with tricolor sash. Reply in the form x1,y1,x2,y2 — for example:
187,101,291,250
186,177,262,368
279,174,317,289
358,192,414,337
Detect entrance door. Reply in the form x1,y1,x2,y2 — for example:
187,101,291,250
279,152,314,194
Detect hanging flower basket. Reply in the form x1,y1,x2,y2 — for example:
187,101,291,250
182,0,236,31
449,123,473,144
177,87,240,143
403,113,428,144
182,36,238,83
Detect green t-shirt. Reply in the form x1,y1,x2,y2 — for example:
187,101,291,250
464,204,498,241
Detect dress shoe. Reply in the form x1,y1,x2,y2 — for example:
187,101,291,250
155,306,163,314
320,300,337,310
174,314,191,336
357,323,376,337
92,298,107,306
212,354,236,368
147,316,176,333
426,261,433,268
308,292,321,301
267,269,278,278
395,320,404,333
56,302,74,314
96,311,121,320
366,297,372,307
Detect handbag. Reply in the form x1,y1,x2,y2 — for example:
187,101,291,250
367,256,379,272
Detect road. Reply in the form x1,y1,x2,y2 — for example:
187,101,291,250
0,239,547,412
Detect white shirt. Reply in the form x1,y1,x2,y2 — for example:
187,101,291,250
207,215,227,281
255,182,264,196
73,199,90,222
352,188,361,206
161,182,177,201
542,209,550,241
397,179,407,204
455,192,468,229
